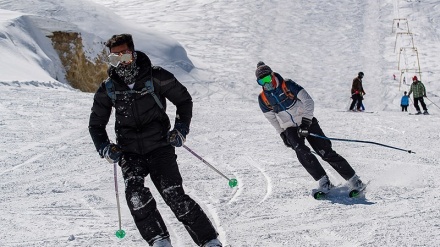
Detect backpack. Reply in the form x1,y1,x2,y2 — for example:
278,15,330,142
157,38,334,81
105,78,164,110
260,79,296,110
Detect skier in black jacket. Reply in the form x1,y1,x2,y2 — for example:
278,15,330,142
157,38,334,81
89,34,222,247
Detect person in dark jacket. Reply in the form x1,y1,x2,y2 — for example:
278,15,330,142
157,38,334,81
255,61,365,195
349,72,366,112
89,34,222,247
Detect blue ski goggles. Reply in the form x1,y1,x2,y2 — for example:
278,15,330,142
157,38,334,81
257,74,272,86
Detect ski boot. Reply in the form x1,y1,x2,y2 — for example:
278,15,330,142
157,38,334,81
423,110,429,115
202,238,223,247
348,174,366,198
152,237,173,247
415,111,422,115
312,175,334,199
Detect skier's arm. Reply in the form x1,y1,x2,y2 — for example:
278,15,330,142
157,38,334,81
296,89,314,121
154,67,193,127
286,80,314,121
89,83,113,153
263,111,284,134
258,95,284,134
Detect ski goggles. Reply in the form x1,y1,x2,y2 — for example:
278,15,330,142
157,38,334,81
257,74,272,86
108,51,133,67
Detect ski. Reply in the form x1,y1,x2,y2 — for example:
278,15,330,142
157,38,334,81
312,187,334,200
351,111,375,113
348,187,366,198
312,181,370,200
337,111,375,113
312,190,328,199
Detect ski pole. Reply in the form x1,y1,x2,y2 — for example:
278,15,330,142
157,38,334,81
425,96,440,110
113,162,126,238
309,133,415,154
182,145,238,188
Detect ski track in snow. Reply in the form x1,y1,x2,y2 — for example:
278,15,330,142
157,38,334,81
240,155,272,205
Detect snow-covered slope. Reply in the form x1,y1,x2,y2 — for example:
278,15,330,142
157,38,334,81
1,0,439,246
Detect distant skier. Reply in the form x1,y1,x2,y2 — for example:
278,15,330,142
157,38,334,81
349,72,366,112
408,76,429,115
400,91,409,112
254,61,365,195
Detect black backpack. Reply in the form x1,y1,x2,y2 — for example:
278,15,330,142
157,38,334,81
105,78,164,110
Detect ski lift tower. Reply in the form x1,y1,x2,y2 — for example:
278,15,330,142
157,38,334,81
394,32,415,53
392,18,410,33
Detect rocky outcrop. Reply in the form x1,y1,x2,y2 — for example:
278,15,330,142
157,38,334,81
47,31,108,92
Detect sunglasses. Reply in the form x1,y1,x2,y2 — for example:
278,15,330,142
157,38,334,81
108,51,133,67
257,74,272,86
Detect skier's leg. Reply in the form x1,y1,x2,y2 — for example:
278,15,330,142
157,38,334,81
149,146,218,246
285,127,326,180
419,97,428,111
306,118,356,180
120,154,169,245
349,97,357,110
356,96,363,111
414,98,421,112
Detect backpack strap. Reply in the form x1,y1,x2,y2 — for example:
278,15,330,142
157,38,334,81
260,91,273,110
105,78,116,105
260,80,297,110
141,79,164,110
105,78,164,110
281,80,295,100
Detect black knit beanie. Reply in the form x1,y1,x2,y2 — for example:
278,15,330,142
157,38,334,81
255,61,272,79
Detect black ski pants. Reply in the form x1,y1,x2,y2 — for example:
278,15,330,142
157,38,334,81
401,105,408,112
120,145,218,246
349,94,363,111
284,118,356,181
413,97,427,112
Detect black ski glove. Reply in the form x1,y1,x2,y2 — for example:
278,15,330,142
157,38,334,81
168,122,189,147
298,117,312,137
99,143,122,164
280,131,291,147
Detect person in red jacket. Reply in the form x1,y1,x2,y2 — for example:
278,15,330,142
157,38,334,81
349,72,366,112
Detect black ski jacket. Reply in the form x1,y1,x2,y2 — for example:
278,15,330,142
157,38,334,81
89,51,192,155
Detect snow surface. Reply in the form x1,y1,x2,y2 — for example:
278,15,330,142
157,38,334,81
1,0,440,246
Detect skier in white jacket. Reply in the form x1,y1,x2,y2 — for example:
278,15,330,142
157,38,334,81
255,61,365,194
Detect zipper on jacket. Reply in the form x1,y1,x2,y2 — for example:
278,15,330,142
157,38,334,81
131,95,144,154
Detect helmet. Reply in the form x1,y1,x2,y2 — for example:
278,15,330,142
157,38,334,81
358,72,364,77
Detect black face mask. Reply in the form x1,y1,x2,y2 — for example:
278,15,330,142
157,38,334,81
114,52,139,85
